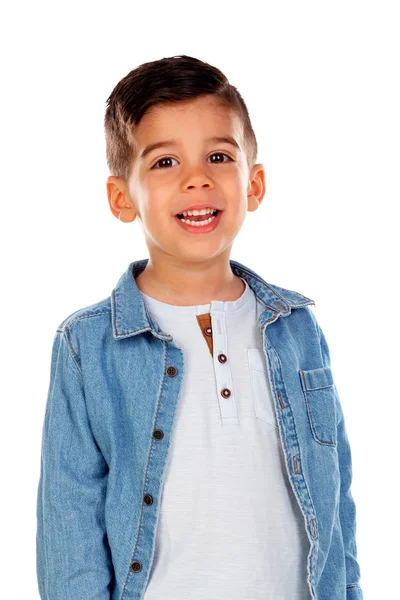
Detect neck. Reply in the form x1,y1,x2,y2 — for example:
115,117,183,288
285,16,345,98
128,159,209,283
135,252,244,306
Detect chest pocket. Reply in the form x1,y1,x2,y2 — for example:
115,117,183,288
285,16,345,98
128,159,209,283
247,348,278,430
299,366,337,446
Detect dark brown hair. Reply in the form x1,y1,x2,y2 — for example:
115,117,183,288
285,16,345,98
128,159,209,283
104,55,258,180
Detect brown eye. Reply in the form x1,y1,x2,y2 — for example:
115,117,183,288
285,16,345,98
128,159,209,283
152,156,178,169
208,152,233,164
151,152,233,170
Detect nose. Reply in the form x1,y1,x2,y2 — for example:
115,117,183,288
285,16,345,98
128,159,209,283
182,164,214,190
186,182,211,190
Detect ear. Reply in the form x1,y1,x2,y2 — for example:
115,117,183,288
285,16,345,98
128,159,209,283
247,164,266,212
106,176,137,222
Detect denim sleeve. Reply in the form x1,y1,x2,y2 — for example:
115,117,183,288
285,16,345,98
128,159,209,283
36,328,114,599
316,321,364,600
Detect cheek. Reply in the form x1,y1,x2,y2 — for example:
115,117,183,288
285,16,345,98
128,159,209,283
141,205,173,235
226,200,248,231
221,172,246,198
138,185,171,218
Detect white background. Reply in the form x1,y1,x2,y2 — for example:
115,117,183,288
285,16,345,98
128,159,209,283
1,1,398,597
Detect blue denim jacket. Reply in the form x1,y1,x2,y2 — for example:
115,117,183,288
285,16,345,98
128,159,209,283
36,258,364,600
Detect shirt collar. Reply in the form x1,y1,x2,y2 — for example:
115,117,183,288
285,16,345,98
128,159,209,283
111,258,315,341
139,276,252,317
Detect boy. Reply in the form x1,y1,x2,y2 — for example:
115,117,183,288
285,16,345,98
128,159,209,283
36,55,364,600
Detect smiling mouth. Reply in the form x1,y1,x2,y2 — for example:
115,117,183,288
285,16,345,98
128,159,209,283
176,209,219,223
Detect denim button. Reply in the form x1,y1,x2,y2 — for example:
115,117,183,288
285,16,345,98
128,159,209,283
153,429,164,440
143,494,153,505
130,560,142,572
166,366,177,376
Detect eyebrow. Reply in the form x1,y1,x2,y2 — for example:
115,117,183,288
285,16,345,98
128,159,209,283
139,136,241,161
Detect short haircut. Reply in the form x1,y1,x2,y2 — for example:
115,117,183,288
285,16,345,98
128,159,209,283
104,55,258,180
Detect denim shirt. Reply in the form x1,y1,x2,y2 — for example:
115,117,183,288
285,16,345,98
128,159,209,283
36,258,364,600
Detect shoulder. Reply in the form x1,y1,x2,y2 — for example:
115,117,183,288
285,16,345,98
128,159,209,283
266,281,316,308
56,296,111,333
231,259,315,308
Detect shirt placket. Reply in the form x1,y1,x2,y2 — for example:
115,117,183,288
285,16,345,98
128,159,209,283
196,308,239,426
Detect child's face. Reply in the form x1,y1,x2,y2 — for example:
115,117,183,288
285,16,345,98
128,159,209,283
107,94,265,264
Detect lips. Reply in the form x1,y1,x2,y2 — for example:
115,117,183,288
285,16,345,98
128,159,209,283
174,207,222,234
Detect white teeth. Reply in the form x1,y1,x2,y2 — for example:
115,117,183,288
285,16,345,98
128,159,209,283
180,208,216,217
180,214,217,226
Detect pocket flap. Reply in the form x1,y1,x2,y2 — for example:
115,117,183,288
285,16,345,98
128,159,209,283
299,366,333,391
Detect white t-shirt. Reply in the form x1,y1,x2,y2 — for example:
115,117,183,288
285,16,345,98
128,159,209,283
141,277,311,600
